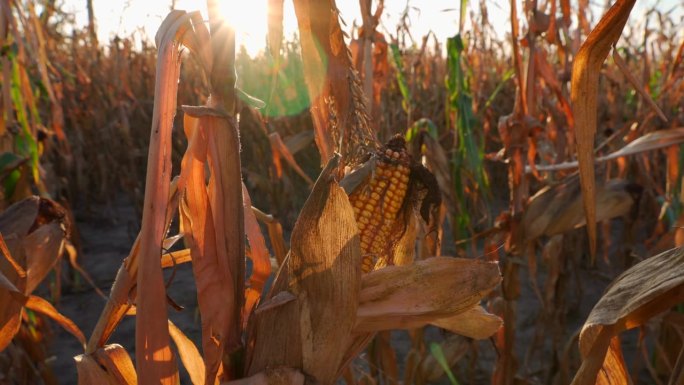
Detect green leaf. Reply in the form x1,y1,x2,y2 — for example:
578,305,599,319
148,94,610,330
3,169,20,199
429,342,460,385
484,68,515,110
389,43,412,112
405,118,438,143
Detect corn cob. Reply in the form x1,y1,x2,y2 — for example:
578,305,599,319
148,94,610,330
348,137,411,273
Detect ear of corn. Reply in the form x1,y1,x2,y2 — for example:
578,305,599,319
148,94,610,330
348,136,411,273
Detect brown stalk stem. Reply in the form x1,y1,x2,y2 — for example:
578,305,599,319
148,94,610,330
510,0,527,117
86,0,98,45
360,0,373,115
525,0,537,118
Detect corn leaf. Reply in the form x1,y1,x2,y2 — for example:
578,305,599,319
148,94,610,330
247,155,361,385
178,113,233,383
354,257,501,333
431,305,503,340
571,246,684,385
133,10,192,384
93,344,137,385
242,183,272,324
571,0,636,258
169,320,206,385
75,354,121,385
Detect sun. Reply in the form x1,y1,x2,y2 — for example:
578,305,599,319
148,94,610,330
211,0,271,57
76,0,286,57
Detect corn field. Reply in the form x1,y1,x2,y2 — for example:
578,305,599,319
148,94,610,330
0,0,683,384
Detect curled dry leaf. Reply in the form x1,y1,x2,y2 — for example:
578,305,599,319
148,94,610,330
75,354,122,385
520,178,641,246
571,247,684,385
0,196,72,350
431,305,503,339
571,0,636,258
93,344,137,385
22,222,67,293
76,344,136,385
0,196,69,291
354,257,501,333
246,155,361,385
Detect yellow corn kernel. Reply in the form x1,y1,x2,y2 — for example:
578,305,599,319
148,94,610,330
348,146,412,273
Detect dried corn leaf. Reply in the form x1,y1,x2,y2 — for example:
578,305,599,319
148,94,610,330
431,305,503,339
0,269,23,350
269,132,314,185
75,354,121,385
354,257,501,332
93,344,137,385
0,197,71,349
547,180,637,236
169,320,206,385
23,222,66,293
0,198,67,294
571,0,636,258
243,184,271,324
252,207,288,266
203,86,245,358
0,267,85,349
247,155,361,385
0,195,40,237
134,10,191,384
571,247,684,385
25,295,85,348
178,113,233,382
522,178,638,243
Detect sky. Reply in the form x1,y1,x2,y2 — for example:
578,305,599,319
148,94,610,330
62,0,507,55
61,0,682,56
